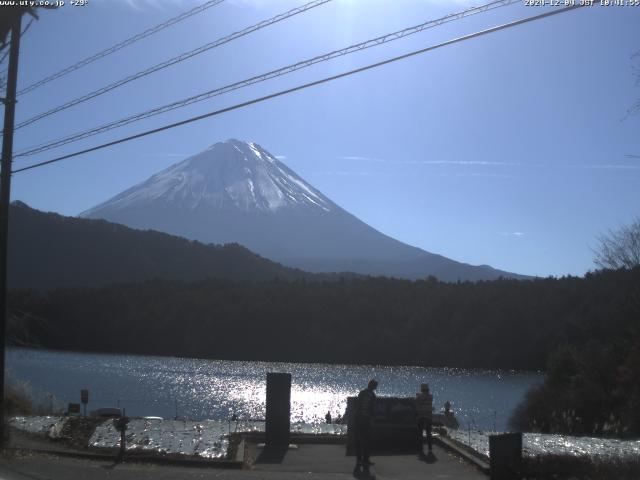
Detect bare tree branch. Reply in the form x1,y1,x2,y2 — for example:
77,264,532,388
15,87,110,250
594,217,640,270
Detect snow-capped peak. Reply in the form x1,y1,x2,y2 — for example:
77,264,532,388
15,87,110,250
82,139,331,215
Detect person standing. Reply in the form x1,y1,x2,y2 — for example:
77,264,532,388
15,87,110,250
325,411,332,424
416,383,433,453
355,379,378,470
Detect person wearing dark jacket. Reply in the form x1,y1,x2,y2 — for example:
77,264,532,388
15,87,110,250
416,383,433,453
355,379,378,470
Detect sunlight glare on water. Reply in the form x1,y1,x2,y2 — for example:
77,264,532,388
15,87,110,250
6,348,541,431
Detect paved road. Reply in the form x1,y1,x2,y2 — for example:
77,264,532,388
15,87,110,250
0,444,486,480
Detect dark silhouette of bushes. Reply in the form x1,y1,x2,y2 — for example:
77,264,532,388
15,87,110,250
509,277,640,437
522,454,640,480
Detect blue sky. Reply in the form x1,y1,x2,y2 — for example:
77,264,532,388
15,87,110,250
3,0,639,277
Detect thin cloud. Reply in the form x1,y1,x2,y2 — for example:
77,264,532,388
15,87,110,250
456,173,514,179
314,170,403,177
398,160,522,166
499,231,525,237
337,157,527,166
337,155,386,163
274,155,287,160
624,154,640,159
578,164,640,170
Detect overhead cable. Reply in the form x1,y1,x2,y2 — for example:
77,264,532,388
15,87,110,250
12,5,586,175
0,19,34,70
12,0,334,130
1,19,34,55
15,0,518,158
16,0,226,96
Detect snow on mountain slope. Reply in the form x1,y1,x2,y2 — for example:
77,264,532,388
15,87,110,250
81,139,525,281
84,139,331,215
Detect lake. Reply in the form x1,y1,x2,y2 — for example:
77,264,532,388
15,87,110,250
6,347,542,431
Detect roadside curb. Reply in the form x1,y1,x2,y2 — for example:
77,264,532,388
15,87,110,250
3,446,115,462
435,435,490,475
241,432,346,445
3,446,245,469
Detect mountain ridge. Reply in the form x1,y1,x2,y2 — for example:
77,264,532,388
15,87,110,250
7,201,323,290
81,139,527,281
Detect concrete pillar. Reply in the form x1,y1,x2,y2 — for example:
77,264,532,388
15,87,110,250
265,372,291,447
489,432,523,480
345,396,358,454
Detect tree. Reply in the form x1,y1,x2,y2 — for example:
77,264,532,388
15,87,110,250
594,218,640,270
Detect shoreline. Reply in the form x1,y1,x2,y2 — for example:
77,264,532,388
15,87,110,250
7,415,640,480
7,345,544,375
9,415,640,461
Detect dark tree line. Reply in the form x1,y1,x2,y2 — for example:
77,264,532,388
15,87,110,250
9,267,640,436
7,268,638,369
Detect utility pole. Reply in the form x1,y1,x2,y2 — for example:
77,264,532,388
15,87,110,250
0,12,23,446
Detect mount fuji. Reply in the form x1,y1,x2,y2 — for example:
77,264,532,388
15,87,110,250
81,139,524,281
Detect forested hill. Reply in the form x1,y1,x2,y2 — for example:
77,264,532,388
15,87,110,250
8,267,639,371
7,201,316,289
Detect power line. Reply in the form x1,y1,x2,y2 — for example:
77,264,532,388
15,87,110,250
15,0,519,158
12,0,334,131
0,18,34,59
16,0,226,96
0,19,33,72
12,5,586,175
1,47,10,68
